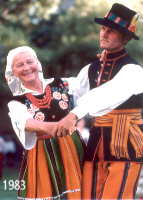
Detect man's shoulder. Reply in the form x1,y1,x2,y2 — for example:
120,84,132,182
124,52,141,66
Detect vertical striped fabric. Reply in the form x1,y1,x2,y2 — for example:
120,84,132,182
82,150,143,199
18,131,84,200
94,109,143,160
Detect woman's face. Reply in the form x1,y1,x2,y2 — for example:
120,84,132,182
12,52,40,87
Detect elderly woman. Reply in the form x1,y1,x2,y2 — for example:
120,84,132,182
5,46,85,200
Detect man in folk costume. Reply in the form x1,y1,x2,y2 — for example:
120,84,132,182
53,3,143,199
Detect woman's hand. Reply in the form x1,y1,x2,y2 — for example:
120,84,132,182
53,112,77,137
40,122,58,138
25,116,77,139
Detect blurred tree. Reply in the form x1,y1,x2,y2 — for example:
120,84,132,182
29,0,111,78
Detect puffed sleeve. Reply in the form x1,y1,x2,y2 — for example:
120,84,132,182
73,64,90,107
8,100,37,150
71,64,143,119
61,77,78,108
61,64,90,107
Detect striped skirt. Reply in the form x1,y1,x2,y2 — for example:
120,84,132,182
18,131,85,200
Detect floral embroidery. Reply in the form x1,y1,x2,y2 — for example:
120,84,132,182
28,109,35,116
14,121,19,130
25,99,31,107
14,122,21,137
61,78,69,91
35,112,45,121
30,103,39,111
52,87,61,92
53,92,61,100
63,81,69,88
17,88,26,95
59,101,68,109
62,94,68,101
6,75,14,83
17,91,22,95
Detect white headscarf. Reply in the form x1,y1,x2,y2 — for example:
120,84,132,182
5,46,44,96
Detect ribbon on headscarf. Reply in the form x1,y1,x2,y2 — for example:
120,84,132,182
5,46,44,96
94,109,143,160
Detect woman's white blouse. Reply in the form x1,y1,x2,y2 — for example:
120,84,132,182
8,64,143,150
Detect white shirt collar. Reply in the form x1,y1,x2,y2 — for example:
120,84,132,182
14,78,54,96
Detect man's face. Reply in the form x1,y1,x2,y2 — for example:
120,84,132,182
100,25,126,52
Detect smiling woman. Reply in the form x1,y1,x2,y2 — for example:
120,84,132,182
12,52,43,93
5,46,85,200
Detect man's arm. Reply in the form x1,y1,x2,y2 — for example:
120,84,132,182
53,64,143,137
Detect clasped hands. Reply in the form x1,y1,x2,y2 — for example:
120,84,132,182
36,51,105,139
36,112,78,139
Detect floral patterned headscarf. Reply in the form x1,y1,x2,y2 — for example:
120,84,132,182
5,46,43,96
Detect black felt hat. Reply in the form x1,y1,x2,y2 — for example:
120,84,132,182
94,3,139,40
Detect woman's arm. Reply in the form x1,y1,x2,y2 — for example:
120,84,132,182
8,100,37,149
25,118,57,138
8,100,56,150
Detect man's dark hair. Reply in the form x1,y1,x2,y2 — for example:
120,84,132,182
119,30,132,44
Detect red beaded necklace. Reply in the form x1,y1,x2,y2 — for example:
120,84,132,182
25,84,52,108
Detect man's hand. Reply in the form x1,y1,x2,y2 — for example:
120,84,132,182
40,122,58,138
53,112,77,137
97,50,106,61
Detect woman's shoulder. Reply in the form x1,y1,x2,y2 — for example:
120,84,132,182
11,95,27,104
47,77,65,87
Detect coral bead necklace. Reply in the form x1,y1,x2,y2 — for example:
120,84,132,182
25,84,52,108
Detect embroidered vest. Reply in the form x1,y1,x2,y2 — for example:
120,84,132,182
12,78,73,122
87,49,143,162
88,48,143,109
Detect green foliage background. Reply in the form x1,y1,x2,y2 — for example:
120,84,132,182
0,0,143,136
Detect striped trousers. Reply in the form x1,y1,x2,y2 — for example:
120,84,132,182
82,109,143,199
82,140,143,199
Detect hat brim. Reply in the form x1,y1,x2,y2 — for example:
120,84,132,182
94,17,139,40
